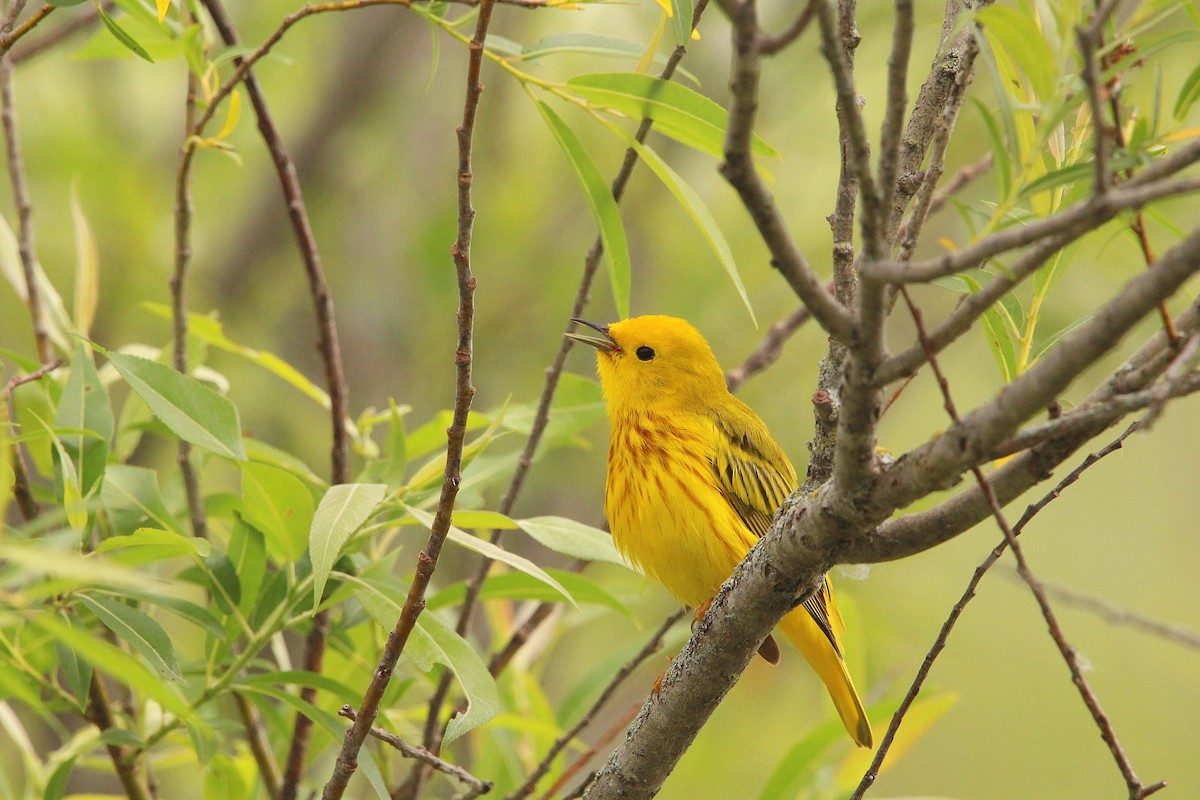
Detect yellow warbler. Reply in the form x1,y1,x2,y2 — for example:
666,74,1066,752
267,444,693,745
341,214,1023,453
568,315,872,748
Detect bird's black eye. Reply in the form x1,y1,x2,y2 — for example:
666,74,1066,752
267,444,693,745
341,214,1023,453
636,346,655,361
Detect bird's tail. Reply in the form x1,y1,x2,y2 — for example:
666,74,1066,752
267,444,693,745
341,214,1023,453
777,588,873,748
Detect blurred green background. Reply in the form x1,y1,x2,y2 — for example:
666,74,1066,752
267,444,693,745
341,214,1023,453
2,0,1199,797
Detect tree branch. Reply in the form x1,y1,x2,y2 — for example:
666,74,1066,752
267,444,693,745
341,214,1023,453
321,0,494,793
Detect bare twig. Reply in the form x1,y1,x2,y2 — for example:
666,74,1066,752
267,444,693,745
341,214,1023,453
11,2,107,63
866,175,1200,283
852,422,1141,798
1076,24,1110,196
725,305,814,392
321,0,494,794
3,358,62,521
0,3,51,57
88,674,152,800
894,288,1164,799
235,693,283,800
416,4,715,786
171,27,207,540
337,707,493,796
506,610,684,800
196,1,352,791
539,702,642,800
757,0,815,56
1,26,52,365
1003,569,1200,651
717,0,856,344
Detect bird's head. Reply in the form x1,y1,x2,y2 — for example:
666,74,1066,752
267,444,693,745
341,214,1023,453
567,315,727,415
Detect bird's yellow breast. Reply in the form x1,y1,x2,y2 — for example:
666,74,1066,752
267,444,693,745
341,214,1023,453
605,410,758,608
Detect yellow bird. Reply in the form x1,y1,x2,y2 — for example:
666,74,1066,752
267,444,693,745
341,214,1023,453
568,315,872,748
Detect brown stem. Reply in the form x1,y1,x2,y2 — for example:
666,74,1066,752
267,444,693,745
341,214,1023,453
235,692,284,800
321,0,494,794
892,288,1164,800
88,674,152,800
0,3,51,56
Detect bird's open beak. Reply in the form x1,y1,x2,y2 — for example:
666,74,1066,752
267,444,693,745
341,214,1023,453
565,318,619,353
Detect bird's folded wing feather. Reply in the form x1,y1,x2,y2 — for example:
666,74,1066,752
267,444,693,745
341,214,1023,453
710,400,843,653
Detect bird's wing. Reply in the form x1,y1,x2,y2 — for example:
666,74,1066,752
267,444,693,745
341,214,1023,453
710,398,797,539
710,398,843,653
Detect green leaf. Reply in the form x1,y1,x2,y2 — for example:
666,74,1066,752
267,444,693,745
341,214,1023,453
77,595,184,684
228,516,267,619
603,123,756,325
94,2,155,62
0,540,170,595
669,0,693,47
1173,60,1200,120
516,516,625,565
978,4,1056,101
241,462,314,563
962,274,1016,382
101,464,183,535
502,373,604,445
141,304,333,409
416,611,500,744
203,753,246,800
359,399,408,491
450,509,518,530
96,587,225,639
30,613,195,720
535,100,631,319
406,505,574,606
565,73,779,159
427,569,630,616
309,483,388,611
94,527,211,564
970,98,1013,202
239,669,360,704
55,613,92,712
515,33,698,83
107,351,247,460
56,344,112,496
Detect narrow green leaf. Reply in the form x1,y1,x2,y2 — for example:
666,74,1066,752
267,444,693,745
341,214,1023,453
450,509,518,530
228,515,267,618
142,304,332,408
55,613,92,713
95,587,226,639
309,483,387,611
108,351,246,460
55,343,113,496
427,569,630,616
516,516,625,565
30,613,194,720
669,0,693,47
978,5,1056,101
566,73,778,159
70,187,100,338
603,123,756,325
95,527,211,564
417,611,500,744
0,541,169,595
239,669,359,704
241,462,314,563
407,505,574,605
77,595,184,684
535,100,630,319
963,274,1016,382
101,464,183,535
970,98,1013,202
95,2,155,62
1173,60,1200,120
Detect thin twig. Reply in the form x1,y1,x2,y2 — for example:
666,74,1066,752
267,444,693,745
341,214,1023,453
876,0,915,255
538,701,642,800
851,422,1141,798
337,707,493,796
11,2,108,63
893,153,992,248
417,1,714,783
197,2,352,792
1076,24,1110,196
757,0,815,56
717,0,856,344
889,289,1164,800
320,0,494,793
506,610,685,800
87,674,152,800
3,357,62,521
235,693,284,800
1001,568,1200,650
171,23,207,540
0,3,51,57
0,24,52,365
725,304,814,392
